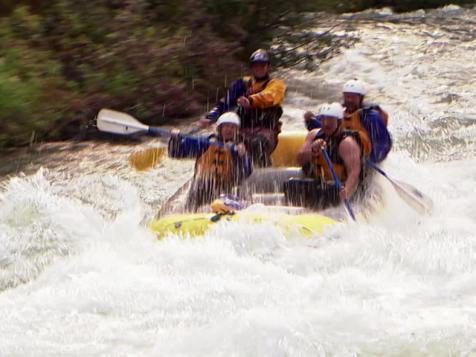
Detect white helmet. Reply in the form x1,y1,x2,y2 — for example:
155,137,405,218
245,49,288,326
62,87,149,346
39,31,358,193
318,102,344,120
216,112,240,127
342,79,367,96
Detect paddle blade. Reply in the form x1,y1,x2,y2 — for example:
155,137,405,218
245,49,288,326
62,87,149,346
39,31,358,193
391,178,433,214
129,147,167,171
97,109,149,135
367,161,433,215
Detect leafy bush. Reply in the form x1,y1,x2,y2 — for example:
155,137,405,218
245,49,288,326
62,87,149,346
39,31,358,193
0,0,474,146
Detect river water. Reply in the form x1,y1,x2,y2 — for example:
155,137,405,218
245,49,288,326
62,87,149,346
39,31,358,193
1,4,475,356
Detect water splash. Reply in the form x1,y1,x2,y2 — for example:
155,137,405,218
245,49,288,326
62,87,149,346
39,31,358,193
1,5,476,356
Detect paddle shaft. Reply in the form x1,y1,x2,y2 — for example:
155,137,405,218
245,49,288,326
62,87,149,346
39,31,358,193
366,160,388,178
148,126,172,137
97,108,200,137
149,126,201,137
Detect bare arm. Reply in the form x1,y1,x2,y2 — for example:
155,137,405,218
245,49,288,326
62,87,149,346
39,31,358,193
338,136,362,199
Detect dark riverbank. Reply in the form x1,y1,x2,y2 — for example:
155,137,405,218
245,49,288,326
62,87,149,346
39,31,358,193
0,0,474,148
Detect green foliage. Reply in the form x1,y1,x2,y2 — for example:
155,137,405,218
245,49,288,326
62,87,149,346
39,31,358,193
0,7,75,145
0,1,236,146
0,0,474,146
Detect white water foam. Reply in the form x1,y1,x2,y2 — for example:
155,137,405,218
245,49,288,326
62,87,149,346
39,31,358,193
1,6,476,356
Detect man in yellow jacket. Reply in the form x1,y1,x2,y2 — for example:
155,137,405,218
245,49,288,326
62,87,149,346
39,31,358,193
197,49,287,167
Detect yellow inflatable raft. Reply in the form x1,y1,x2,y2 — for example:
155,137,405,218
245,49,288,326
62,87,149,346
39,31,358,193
149,210,337,239
150,131,339,238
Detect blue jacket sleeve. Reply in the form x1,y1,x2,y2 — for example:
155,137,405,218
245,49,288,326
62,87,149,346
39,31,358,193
361,107,392,163
306,115,322,131
206,79,248,121
168,134,212,159
362,107,385,126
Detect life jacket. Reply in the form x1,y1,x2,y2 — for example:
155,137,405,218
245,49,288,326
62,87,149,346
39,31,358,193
195,140,235,185
237,76,283,130
307,129,363,182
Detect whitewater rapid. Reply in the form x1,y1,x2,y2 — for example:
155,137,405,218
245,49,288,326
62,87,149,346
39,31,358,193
1,4,476,356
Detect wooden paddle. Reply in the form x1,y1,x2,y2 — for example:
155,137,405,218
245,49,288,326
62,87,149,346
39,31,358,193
96,108,200,170
366,160,433,215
